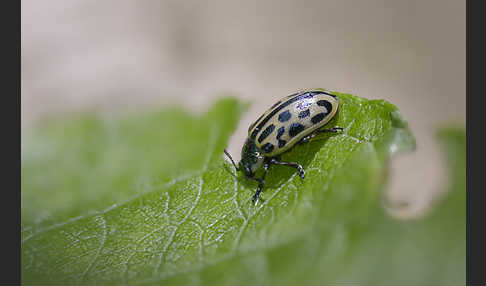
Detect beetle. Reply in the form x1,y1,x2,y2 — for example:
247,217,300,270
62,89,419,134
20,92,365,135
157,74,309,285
224,89,343,204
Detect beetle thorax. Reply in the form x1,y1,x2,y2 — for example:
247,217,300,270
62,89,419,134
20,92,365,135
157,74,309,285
239,138,265,177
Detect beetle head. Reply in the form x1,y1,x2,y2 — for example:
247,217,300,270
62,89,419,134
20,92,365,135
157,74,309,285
239,138,264,177
224,139,264,178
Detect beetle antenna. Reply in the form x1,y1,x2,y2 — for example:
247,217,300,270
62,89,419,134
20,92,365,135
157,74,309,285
224,149,239,171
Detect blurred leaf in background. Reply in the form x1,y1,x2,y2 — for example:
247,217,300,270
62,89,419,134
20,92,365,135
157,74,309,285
21,92,465,286
21,98,247,233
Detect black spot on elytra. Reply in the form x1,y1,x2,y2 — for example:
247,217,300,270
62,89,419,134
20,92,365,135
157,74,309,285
316,100,332,114
298,109,310,118
289,123,305,137
258,124,275,143
250,92,314,139
278,110,291,122
276,126,285,139
262,143,274,153
311,113,326,124
278,139,287,148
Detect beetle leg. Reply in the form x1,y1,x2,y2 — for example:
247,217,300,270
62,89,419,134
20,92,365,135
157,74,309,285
299,127,343,144
321,126,344,133
269,158,305,179
300,134,314,144
313,126,344,136
251,162,270,204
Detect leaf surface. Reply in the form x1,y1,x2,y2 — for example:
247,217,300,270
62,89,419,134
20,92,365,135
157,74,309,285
21,92,465,286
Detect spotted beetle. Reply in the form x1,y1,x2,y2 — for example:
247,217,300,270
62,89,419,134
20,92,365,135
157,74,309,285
224,89,343,204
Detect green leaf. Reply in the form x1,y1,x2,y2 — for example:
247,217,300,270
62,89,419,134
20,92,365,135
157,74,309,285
21,98,247,232
21,92,465,286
